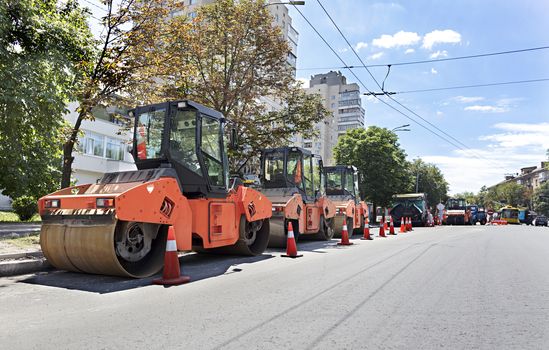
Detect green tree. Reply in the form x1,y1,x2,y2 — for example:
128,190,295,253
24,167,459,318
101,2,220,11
0,0,94,198
334,127,409,221
60,0,187,188
533,181,549,216
409,158,449,206
495,182,528,207
155,0,327,171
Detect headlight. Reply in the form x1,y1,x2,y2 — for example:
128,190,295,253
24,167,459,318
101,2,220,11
45,199,60,208
96,198,115,208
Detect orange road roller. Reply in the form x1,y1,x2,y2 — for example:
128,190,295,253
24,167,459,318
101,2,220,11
38,100,272,278
259,147,336,247
324,165,366,237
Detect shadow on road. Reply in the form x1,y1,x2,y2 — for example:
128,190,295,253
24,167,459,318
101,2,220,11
19,253,274,294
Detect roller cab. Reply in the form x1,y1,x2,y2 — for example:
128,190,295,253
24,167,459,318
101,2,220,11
259,147,336,247
324,165,364,236
39,100,271,278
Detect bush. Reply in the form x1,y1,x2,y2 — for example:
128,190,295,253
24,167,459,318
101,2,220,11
12,196,38,221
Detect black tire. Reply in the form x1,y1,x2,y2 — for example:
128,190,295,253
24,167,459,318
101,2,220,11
346,217,354,236
315,215,334,240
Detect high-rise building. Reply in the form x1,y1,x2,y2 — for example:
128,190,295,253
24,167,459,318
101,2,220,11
294,71,365,165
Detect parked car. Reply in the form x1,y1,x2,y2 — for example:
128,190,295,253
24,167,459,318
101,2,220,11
533,215,548,227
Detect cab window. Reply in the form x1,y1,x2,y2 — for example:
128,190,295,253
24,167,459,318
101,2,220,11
170,109,201,174
136,108,165,160
303,154,314,197
287,150,303,190
201,116,225,187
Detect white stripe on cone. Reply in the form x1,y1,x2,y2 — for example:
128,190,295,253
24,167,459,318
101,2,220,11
343,224,348,231
288,229,295,239
166,240,177,252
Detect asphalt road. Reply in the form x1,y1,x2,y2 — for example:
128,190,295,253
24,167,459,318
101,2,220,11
1,224,549,349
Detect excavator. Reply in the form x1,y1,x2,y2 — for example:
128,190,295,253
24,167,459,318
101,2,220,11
259,147,336,247
38,100,272,278
324,165,366,236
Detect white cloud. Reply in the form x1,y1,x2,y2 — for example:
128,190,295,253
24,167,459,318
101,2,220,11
372,31,421,48
429,50,448,59
431,67,438,74
436,110,443,117
453,96,485,103
422,29,461,50
480,122,549,149
368,52,384,60
338,47,349,53
421,122,549,194
404,48,415,54
354,42,368,52
464,105,508,113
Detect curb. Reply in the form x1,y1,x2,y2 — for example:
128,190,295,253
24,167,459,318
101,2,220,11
0,257,52,277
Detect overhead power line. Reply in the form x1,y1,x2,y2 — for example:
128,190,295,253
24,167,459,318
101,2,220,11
308,0,516,174
396,78,549,94
82,0,108,12
296,45,549,71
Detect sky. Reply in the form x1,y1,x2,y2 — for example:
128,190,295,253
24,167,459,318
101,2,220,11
287,0,549,194
84,0,549,195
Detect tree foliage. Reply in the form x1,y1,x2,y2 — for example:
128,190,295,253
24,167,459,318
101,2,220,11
409,158,449,206
334,127,409,211
148,0,328,171
0,0,94,198
60,0,187,187
533,181,549,216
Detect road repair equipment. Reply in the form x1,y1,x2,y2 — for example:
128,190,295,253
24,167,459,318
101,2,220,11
390,193,428,227
389,216,396,235
400,217,406,233
407,217,412,231
379,218,387,237
39,100,272,278
443,198,471,225
153,226,190,285
337,219,353,246
259,147,336,248
281,221,303,258
324,165,366,237
361,217,372,240
383,215,388,231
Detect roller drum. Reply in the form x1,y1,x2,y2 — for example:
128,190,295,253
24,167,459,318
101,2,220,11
40,219,167,278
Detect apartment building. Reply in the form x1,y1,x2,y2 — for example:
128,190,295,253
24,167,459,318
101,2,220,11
294,71,365,165
67,102,136,185
489,162,549,192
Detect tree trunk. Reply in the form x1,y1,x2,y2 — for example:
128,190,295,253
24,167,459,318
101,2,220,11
60,110,87,188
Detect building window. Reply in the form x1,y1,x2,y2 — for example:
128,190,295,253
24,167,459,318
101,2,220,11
86,132,105,157
106,138,125,161
189,0,196,4
331,95,336,100
331,103,336,108
304,142,313,148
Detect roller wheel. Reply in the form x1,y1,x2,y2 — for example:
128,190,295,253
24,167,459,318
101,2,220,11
346,217,354,236
314,216,334,241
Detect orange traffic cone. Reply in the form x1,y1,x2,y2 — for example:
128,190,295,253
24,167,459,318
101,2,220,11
399,217,406,233
338,218,354,246
389,216,396,235
379,217,387,237
282,221,303,258
409,217,414,231
153,226,190,286
361,217,373,240
383,217,388,231
406,217,412,231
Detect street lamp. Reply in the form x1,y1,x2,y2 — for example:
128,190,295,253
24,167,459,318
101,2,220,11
264,1,305,6
391,124,410,132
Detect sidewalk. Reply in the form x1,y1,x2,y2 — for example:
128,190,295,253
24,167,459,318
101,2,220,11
0,223,46,277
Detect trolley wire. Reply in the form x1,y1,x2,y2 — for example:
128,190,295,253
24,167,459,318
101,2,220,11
296,45,549,71
302,0,516,173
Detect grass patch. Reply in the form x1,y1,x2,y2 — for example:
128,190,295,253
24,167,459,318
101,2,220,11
6,235,40,249
0,211,41,223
